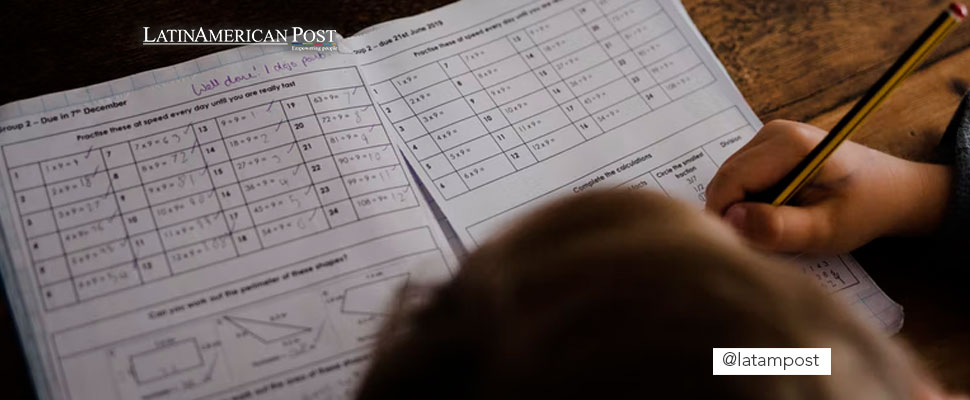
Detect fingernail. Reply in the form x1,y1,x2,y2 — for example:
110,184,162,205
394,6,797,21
724,205,747,232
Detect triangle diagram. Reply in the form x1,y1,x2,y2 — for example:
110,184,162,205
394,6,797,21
341,273,409,315
223,316,311,344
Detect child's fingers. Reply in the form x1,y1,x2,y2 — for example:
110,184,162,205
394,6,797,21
723,202,834,253
719,120,797,165
705,132,818,215
716,120,811,169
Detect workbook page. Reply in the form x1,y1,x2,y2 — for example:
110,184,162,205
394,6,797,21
0,43,455,399
348,0,903,332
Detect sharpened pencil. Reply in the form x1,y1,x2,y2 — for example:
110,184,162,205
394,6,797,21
753,2,967,206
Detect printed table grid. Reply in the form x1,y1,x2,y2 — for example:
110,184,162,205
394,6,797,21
461,106,753,246
375,0,716,201
4,67,420,311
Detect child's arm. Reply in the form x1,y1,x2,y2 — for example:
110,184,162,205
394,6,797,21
705,120,953,253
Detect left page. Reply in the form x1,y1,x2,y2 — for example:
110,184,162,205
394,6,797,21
0,41,455,399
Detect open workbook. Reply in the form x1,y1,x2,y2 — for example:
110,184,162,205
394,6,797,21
0,0,903,399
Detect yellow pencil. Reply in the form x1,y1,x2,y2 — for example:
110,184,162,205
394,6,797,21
753,2,967,206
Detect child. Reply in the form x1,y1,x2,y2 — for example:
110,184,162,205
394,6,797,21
354,190,964,399
705,95,970,253
354,97,970,398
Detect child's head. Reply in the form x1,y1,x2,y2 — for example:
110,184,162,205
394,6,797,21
356,190,951,399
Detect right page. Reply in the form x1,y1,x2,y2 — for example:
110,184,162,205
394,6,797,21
346,0,903,332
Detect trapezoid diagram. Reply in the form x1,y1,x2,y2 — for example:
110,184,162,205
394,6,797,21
223,315,311,344
341,273,409,316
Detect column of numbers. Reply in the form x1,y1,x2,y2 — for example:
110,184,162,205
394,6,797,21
512,14,597,158
11,162,75,309
441,52,518,194
130,123,234,277
373,65,473,199
313,87,407,224
10,147,155,309
462,33,545,171
585,0,715,107
216,99,323,251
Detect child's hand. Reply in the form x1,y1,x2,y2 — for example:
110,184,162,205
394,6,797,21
705,120,952,253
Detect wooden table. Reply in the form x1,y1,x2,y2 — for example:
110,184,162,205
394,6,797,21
684,1,970,389
1,0,968,396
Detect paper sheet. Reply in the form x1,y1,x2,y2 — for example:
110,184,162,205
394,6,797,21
0,1,903,399
0,38,456,400
345,0,902,331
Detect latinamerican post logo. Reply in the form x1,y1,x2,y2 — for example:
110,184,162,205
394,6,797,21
142,27,338,51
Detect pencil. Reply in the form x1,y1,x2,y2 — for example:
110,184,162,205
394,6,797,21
752,2,968,206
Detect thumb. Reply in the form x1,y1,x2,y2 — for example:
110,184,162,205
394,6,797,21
723,202,833,253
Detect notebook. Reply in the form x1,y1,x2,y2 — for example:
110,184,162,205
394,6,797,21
0,0,903,399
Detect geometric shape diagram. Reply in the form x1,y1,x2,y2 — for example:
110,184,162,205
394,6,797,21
130,339,203,384
223,316,311,344
341,273,409,316
200,351,220,384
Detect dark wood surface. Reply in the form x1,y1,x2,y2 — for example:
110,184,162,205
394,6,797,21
2,0,969,397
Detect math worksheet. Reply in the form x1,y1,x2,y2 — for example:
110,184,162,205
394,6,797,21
347,0,902,332
0,1,902,399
